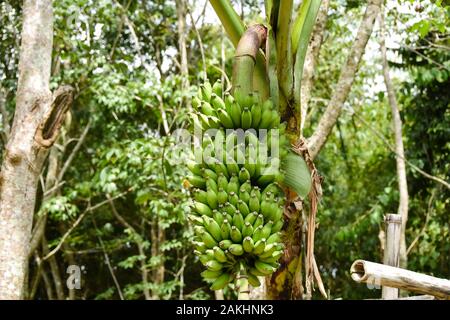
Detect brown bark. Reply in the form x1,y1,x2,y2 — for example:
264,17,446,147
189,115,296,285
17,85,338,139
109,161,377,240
0,0,73,299
0,0,49,299
176,0,190,100
307,0,382,159
150,217,165,299
300,0,330,136
379,9,409,269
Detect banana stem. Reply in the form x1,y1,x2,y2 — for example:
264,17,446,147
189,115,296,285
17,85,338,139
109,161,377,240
236,262,250,300
232,24,268,100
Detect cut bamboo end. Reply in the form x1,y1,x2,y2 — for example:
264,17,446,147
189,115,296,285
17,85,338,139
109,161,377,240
350,260,450,299
350,260,368,282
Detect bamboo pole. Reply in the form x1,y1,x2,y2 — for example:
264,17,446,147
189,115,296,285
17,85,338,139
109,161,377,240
350,260,450,299
382,214,401,299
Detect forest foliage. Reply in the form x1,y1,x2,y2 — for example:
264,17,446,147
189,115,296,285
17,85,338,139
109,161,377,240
0,0,448,300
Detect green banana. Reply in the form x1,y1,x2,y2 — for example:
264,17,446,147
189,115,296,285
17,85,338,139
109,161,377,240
258,108,273,130
217,108,234,129
239,190,250,204
201,102,216,117
201,269,223,280
217,188,228,205
203,168,218,181
247,273,261,287
239,180,252,193
205,260,223,272
200,230,218,248
192,96,202,110
217,174,228,191
193,241,206,253
249,194,260,213
230,226,242,243
260,197,272,219
267,232,282,245
270,109,280,128
250,103,262,128
250,186,261,201
252,225,264,242
228,192,239,207
226,157,240,177
220,220,231,239
194,189,208,204
253,215,264,229
210,273,231,290
187,161,202,176
212,81,223,98
187,175,206,189
244,212,258,225
232,212,244,230
237,200,250,216
214,160,229,179
224,202,237,215
213,210,224,226
253,239,266,255
260,251,283,263
193,202,212,217
206,178,218,193
272,220,284,233
242,236,254,253
219,239,232,250
241,107,252,129
205,217,222,242
242,222,254,238
261,221,273,240
227,175,240,194
230,101,242,127
254,260,275,275
213,246,228,263
211,94,225,111
249,267,266,277
228,244,244,256
206,189,218,209
238,167,251,183
200,82,212,102
187,214,204,226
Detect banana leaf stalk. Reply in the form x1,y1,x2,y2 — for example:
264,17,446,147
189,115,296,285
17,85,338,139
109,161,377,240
232,24,268,99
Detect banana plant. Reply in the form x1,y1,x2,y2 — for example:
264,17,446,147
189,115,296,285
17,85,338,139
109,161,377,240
187,0,321,299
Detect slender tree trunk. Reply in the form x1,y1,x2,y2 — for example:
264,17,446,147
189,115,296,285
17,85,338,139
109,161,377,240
42,236,65,300
307,0,382,159
379,9,409,269
0,0,73,299
150,217,165,299
300,0,330,136
176,0,190,98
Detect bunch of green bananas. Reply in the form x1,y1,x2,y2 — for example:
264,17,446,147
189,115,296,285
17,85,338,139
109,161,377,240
185,80,289,291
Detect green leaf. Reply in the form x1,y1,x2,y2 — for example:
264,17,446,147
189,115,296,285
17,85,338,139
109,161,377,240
282,152,312,198
292,0,322,108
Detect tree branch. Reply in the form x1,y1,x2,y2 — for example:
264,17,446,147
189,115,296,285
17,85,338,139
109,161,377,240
307,0,382,159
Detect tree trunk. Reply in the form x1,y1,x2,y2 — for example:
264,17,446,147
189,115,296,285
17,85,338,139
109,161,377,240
176,0,190,99
307,0,382,159
379,8,409,269
0,0,73,299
